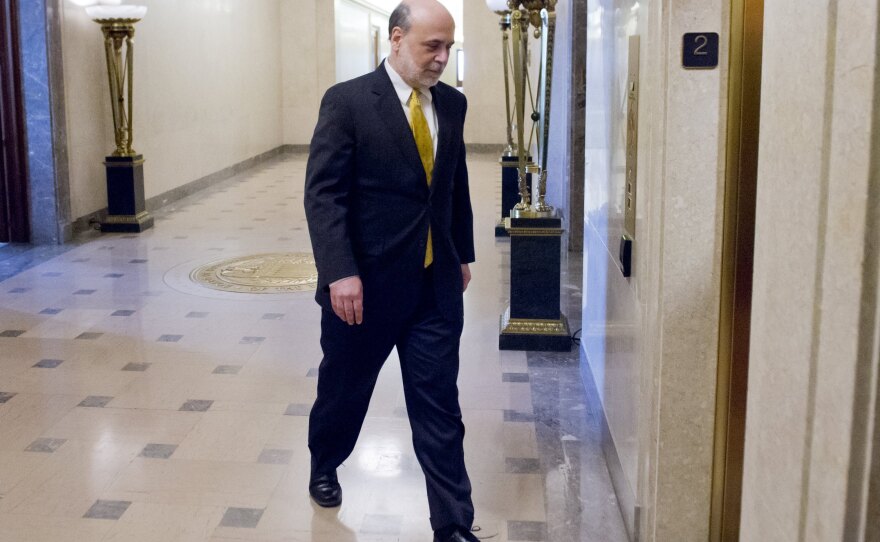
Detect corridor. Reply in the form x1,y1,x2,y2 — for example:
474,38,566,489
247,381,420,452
0,152,627,542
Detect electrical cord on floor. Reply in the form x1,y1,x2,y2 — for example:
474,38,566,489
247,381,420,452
571,328,582,346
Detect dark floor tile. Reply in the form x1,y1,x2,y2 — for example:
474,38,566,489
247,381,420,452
503,372,530,383
179,399,213,412
0,330,25,338
9,287,29,293
76,332,103,340
40,308,63,315
239,336,265,345
186,312,208,319
129,259,148,264
33,359,63,369
257,448,293,465
0,392,17,404
139,443,178,459
25,437,67,453
157,334,183,342
284,403,311,416
112,310,136,317
213,365,242,375
360,514,402,536
504,410,535,423
74,289,96,295
306,368,319,378
122,362,150,372
78,396,113,408
261,313,284,320
83,500,131,520
505,457,541,474
104,273,124,278
219,507,264,529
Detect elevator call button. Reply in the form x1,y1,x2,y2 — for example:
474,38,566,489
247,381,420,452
682,32,719,69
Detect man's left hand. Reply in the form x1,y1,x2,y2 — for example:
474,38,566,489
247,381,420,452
461,264,471,292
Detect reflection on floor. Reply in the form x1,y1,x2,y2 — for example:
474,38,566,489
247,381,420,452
0,152,627,541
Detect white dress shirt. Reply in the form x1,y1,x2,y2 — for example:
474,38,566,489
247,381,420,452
384,60,439,158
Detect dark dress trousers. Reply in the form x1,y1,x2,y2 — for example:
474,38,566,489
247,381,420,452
303,63,476,531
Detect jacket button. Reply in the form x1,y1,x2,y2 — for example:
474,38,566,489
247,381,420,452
418,239,426,248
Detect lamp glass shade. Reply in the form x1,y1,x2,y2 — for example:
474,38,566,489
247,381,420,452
485,0,511,12
85,5,147,20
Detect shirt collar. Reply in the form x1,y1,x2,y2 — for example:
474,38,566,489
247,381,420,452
384,59,433,107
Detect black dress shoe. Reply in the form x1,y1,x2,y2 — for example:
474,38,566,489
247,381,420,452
433,527,479,542
308,473,341,507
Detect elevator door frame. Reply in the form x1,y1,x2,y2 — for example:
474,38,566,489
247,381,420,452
0,0,30,243
710,0,764,539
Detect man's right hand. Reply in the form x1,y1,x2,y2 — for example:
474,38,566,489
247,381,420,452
329,276,363,325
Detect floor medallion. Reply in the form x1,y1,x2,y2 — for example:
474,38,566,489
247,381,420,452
190,252,318,294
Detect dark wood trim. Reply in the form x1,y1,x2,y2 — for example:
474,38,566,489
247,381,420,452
0,0,30,243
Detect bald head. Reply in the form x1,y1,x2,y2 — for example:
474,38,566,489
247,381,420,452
387,0,456,88
388,0,454,36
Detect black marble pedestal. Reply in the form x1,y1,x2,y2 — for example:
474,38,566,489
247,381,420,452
499,215,572,352
495,155,530,237
101,155,154,233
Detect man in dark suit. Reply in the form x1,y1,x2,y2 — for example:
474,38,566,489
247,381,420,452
303,1,478,541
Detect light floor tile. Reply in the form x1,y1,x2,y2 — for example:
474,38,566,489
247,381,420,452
174,410,282,462
0,514,114,541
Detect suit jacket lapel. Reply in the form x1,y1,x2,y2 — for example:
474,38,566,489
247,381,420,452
371,65,426,184
430,85,455,195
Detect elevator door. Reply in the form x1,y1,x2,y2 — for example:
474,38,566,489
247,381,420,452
0,0,29,243
710,0,763,539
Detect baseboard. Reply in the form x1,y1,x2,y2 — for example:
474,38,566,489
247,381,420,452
579,345,641,541
70,145,294,236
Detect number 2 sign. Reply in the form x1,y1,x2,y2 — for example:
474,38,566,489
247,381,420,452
683,32,719,69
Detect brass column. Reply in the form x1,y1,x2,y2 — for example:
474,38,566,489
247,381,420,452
89,10,153,233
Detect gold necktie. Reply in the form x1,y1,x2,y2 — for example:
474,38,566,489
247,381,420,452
409,89,433,268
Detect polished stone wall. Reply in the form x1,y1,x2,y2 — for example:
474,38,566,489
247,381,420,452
740,0,880,539
545,0,586,253
18,0,69,243
582,0,729,539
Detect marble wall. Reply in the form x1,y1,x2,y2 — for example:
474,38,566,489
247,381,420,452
740,0,880,539
545,0,587,253
461,1,506,145
61,0,284,220
18,0,68,243
281,0,335,146
582,0,728,539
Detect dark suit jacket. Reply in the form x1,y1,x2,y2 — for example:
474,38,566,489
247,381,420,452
304,63,475,322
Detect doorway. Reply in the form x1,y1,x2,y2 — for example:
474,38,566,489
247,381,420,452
710,0,764,539
0,0,30,244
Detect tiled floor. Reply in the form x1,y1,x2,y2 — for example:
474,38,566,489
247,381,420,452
0,152,627,541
